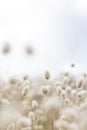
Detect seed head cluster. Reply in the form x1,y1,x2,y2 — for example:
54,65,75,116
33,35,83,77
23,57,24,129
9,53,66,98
0,72,87,130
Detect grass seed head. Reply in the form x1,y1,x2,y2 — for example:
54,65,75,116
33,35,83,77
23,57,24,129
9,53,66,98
44,71,50,80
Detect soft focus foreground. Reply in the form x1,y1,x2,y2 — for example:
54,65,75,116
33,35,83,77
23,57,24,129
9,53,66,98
1,72,87,130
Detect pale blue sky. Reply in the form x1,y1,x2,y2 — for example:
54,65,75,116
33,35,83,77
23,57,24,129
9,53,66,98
0,0,87,79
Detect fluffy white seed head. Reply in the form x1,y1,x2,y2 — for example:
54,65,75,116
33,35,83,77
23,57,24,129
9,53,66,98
77,90,86,100
71,89,77,100
76,78,84,89
2,43,10,54
62,77,69,86
70,63,75,68
64,71,69,77
26,45,33,55
23,75,29,80
32,100,38,109
9,77,18,85
60,115,66,121
64,98,71,106
56,85,62,95
23,80,31,89
55,81,61,87
61,90,66,99
44,71,50,80
40,85,50,95
66,86,72,94
22,86,30,96
28,111,35,122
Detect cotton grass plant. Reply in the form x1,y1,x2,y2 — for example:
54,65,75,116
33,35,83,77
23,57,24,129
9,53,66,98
1,71,87,130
